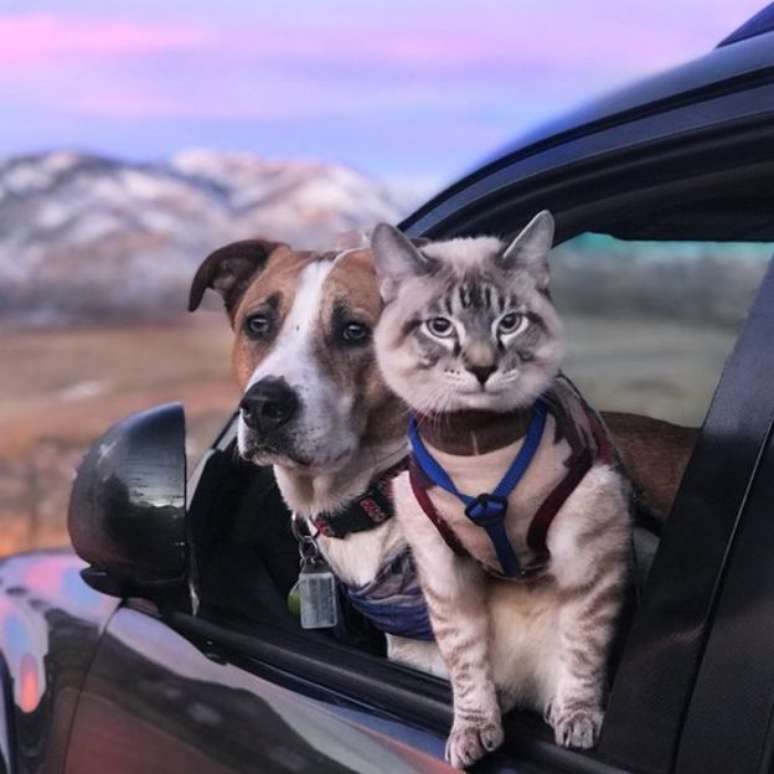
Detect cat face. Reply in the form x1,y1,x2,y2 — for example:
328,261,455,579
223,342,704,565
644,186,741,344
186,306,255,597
372,211,564,414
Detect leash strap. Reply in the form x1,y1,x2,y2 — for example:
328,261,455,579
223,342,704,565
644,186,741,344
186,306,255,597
408,401,548,577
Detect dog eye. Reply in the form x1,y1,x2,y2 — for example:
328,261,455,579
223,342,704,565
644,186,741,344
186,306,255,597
341,321,371,344
498,312,524,335
426,317,454,337
245,313,272,338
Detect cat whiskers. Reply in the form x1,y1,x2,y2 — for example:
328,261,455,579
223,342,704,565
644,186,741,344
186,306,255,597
413,390,455,433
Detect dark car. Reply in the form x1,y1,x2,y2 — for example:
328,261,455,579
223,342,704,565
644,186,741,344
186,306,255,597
4,6,774,772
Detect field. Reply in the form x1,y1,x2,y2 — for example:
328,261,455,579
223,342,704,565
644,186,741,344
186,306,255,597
0,312,237,555
0,313,736,556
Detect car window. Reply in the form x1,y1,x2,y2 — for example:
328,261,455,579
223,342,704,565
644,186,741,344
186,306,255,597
191,231,774,657
187,225,774,774
551,234,771,426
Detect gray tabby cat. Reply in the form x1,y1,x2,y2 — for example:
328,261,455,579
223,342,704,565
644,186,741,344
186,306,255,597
371,211,632,769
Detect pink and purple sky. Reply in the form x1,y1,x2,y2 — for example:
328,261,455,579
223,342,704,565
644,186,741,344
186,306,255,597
0,0,766,188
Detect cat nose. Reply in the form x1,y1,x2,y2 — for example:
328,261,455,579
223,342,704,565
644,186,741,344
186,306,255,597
468,365,497,386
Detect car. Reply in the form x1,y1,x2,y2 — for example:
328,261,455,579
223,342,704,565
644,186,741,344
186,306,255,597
4,5,774,772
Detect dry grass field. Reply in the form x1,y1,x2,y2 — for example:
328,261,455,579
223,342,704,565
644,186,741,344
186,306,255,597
0,312,237,555
0,312,736,557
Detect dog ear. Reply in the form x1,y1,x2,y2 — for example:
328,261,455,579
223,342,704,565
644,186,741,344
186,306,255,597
188,239,285,316
371,223,438,302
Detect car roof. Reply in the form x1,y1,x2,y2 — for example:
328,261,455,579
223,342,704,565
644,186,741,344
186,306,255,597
719,2,774,47
403,11,774,231
478,28,774,172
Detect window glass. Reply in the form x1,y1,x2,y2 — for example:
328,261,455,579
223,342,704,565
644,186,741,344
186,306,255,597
551,234,771,425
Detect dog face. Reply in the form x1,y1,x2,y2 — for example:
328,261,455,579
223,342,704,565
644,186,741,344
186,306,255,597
190,240,403,475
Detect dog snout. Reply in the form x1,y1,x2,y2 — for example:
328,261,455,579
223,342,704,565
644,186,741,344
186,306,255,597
240,378,299,433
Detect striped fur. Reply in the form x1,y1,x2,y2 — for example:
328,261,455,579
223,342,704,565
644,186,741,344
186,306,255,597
372,213,632,768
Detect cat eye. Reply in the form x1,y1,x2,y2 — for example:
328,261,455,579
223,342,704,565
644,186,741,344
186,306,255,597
245,312,272,338
426,317,455,338
340,321,371,344
498,312,525,335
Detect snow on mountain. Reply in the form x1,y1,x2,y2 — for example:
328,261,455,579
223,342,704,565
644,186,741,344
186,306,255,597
1,150,762,329
0,149,404,326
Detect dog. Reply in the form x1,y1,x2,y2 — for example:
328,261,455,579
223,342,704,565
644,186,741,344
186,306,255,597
188,237,447,673
188,236,697,671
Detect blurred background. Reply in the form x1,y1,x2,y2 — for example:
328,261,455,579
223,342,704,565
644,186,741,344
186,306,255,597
0,0,767,555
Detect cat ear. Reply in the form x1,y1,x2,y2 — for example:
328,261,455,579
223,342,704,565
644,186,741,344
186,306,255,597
498,210,555,288
371,223,437,301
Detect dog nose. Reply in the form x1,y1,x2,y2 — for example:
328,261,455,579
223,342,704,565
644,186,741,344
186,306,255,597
240,379,299,432
468,365,496,386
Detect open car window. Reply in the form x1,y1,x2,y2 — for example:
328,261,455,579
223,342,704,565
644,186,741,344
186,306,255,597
551,234,769,426
188,228,772,631
182,242,773,771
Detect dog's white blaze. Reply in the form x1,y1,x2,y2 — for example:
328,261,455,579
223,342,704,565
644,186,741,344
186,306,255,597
238,258,360,471
231,246,446,682
246,260,334,391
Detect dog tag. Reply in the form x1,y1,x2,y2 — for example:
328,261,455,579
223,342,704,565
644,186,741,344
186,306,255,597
298,560,339,630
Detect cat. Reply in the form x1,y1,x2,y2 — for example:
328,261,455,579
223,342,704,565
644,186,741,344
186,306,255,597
371,211,632,769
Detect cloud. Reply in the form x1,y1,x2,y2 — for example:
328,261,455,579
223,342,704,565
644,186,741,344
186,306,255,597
0,0,767,177
0,8,690,124
0,12,209,66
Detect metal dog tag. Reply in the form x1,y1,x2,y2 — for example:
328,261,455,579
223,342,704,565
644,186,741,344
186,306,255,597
298,560,339,630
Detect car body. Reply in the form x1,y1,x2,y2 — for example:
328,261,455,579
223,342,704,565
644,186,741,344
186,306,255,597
4,7,774,773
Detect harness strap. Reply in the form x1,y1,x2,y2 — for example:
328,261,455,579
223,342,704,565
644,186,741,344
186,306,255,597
408,461,468,557
408,403,547,577
526,446,593,558
409,403,607,579
585,403,615,466
410,457,552,579
344,547,435,641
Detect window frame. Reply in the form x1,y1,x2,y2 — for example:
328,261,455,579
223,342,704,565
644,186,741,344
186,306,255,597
167,610,632,774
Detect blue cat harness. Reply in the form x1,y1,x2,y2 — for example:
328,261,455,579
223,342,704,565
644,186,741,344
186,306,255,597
408,375,615,580
408,400,548,577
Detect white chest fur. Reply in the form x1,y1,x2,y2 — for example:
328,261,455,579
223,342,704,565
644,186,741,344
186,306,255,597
316,518,406,587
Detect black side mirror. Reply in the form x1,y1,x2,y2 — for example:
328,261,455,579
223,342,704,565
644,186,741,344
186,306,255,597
68,403,192,611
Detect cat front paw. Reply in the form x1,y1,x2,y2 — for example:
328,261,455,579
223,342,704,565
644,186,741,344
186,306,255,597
445,716,504,769
549,706,604,749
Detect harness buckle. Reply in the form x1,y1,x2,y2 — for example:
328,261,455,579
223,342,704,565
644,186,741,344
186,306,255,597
464,493,509,526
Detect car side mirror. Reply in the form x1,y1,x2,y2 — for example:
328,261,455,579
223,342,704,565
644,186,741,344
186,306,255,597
68,402,193,611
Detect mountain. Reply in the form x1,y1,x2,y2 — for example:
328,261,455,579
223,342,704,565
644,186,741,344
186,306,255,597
1,149,766,329
0,149,404,326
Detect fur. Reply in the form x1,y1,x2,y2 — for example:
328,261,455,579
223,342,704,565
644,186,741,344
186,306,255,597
372,212,633,768
189,229,689,770
189,238,447,674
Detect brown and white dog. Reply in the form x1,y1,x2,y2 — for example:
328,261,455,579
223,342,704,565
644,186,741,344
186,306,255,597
188,235,697,671
188,237,446,672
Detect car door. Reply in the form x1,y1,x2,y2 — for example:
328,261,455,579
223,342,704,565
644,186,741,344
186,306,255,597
64,603,456,774
66,188,774,774
66,43,774,772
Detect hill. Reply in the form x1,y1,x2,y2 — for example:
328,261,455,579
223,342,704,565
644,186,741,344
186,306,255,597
0,149,402,325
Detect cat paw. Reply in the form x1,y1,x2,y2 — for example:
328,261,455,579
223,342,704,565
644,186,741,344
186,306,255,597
445,717,504,769
550,707,604,749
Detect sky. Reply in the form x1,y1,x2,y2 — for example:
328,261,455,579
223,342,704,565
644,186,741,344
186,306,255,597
0,0,767,190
